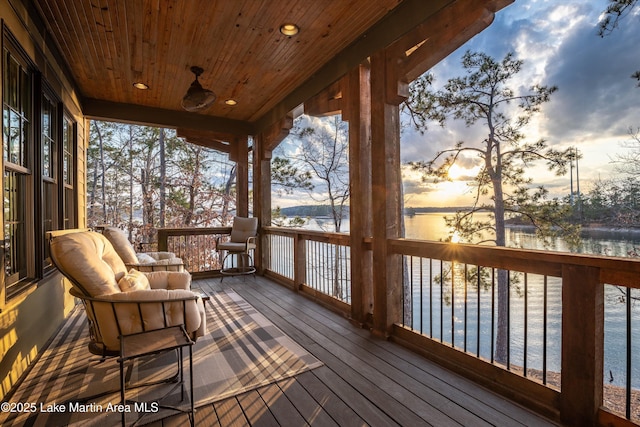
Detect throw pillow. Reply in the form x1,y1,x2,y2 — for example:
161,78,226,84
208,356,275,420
117,269,151,292
136,253,156,264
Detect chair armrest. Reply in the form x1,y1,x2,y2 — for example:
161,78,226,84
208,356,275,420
144,251,179,261
246,235,257,250
71,288,203,352
144,271,192,290
127,260,185,273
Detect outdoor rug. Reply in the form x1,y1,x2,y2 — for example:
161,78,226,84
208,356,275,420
0,289,323,426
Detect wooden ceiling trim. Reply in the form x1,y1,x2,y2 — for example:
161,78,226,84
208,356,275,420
83,98,254,135
304,78,345,118
261,115,294,154
176,129,232,154
251,0,457,134
393,0,514,82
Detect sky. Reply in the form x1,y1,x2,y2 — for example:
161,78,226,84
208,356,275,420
401,0,640,207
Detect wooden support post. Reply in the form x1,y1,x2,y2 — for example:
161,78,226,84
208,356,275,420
294,234,306,292
344,64,373,326
370,49,405,337
253,134,271,274
561,264,603,426
234,136,249,218
253,118,292,274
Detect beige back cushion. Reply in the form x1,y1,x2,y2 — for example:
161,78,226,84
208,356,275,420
50,231,127,296
102,227,138,264
230,216,258,243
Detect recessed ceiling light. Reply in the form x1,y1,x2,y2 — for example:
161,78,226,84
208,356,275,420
133,82,149,90
225,99,237,106
279,23,299,36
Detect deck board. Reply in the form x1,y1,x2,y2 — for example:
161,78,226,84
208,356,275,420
202,276,558,427
242,277,541,427
237,389,280,427
5,275,559,427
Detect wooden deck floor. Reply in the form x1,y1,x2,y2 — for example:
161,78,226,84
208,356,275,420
9,275,561,426
149,275,559,427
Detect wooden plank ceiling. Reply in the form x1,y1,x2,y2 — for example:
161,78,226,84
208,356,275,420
33,0,401,134
32,0,512,150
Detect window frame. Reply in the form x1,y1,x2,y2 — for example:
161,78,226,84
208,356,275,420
40,87,60,272
61,112,76,230
2,30,35,297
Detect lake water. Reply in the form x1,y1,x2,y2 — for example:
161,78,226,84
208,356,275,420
311,213,640,389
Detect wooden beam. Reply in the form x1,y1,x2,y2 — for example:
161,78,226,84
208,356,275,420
370,49,404,337
393,0,512,82
176,129,232,154
83,98,254,136
304,79,344,117
262,115,294,155
344,63,373,326
253,133,272,273
234,136,249,217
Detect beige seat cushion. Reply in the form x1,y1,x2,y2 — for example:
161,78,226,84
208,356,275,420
91,289,205,350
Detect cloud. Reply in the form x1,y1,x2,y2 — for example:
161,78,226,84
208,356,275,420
542,11,640,142
398,0,640,206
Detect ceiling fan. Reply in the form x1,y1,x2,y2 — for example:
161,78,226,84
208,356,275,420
181,66,216,112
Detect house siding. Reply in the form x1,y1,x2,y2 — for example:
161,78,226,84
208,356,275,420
0,0,85,400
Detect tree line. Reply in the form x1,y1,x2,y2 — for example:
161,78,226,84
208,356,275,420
88,122,238,246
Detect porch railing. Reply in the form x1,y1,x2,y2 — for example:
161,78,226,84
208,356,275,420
157,227,231,278
389,238,640,425
261,226,351,312
156,226,639,425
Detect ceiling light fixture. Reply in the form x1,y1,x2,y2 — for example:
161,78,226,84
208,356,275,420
181,66,216,112
133,82,149,90
225,99,237,106
279,23,299,36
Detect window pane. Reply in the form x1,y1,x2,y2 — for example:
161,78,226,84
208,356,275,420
3,108,8,162
6,54,19,109
4,170,26,286
63,116,73,185
20,68,30,116
3,46,32,292
9,110,20,164
43,181,54,266
62,115,75,229
41,96,55,179
64,187,74,229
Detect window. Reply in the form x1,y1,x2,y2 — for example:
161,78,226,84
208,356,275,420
3,170,26,286
62,114,75,229
42,92,57,268
2,44,32,292
2,30,78,299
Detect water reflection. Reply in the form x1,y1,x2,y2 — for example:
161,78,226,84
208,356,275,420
404,213,640,390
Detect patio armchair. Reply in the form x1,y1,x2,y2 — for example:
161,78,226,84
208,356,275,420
102,226,184,272
216,216,258,279
49,229,206,356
